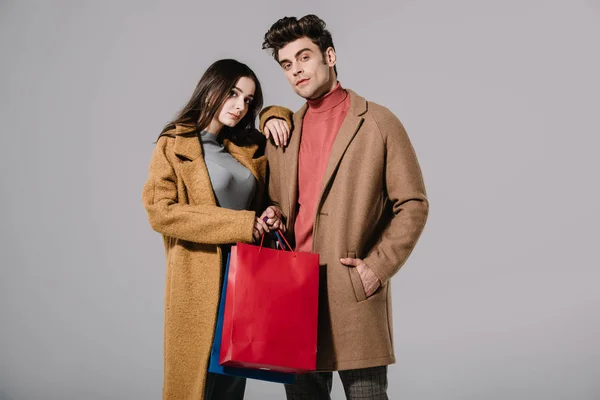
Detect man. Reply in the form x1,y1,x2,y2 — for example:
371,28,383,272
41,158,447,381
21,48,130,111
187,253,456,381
259,15,429,400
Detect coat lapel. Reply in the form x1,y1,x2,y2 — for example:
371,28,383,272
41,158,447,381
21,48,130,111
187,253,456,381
285,104,308,217
171,124,266,209
318,90,367,206
223,139,263,185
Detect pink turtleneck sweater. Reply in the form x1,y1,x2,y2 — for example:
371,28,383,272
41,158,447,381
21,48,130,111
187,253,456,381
294,83,350,252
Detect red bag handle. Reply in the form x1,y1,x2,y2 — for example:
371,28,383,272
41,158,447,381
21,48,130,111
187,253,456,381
259,217,296,258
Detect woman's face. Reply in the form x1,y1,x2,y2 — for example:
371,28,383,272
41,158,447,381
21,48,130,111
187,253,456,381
215,76,256,129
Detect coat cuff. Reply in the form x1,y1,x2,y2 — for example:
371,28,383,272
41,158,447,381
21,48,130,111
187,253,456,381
238,210,257,244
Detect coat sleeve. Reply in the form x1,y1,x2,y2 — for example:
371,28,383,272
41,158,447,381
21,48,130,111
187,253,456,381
260,105,293,218
363,111,429,285
259,105,294,132
142,137,256,245
265,142,287,224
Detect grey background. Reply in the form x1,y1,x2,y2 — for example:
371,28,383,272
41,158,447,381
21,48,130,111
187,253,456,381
1,1,599,399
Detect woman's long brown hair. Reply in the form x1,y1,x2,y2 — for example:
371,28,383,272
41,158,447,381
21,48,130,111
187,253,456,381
158,59,264,143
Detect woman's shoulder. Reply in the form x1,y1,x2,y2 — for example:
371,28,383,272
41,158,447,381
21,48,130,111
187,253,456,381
157,123,196,142
153,124,200,164
160,121,195,135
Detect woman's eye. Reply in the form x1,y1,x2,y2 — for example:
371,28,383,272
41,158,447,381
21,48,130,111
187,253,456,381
244,98,252,104
230,91,237,97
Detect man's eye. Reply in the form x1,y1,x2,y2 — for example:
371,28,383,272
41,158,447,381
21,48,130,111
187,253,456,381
301,55,309,61
283,64,291,70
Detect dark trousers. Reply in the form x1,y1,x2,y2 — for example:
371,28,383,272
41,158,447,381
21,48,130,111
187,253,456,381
284,366,388,400
204,372,246,400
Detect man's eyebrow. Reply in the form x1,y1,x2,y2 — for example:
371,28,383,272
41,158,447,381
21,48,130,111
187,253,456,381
278,48,313,66
232,86,254,98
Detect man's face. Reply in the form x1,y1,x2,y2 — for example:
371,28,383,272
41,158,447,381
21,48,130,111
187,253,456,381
277,37,336,100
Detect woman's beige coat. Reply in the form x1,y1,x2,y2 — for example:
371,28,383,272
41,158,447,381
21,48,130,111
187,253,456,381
142,124,267,399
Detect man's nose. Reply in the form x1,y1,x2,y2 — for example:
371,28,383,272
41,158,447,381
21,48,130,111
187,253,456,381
292,63,303,76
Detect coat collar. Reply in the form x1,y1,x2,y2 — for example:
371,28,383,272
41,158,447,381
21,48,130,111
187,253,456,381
172,123,200,160
170,124,266,207
171,124,262,179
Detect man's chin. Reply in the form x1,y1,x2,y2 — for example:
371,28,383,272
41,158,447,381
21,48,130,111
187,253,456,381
294,87,315,100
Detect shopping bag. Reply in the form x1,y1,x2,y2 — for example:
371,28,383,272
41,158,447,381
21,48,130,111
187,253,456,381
220,231,320,373
208,252,295,383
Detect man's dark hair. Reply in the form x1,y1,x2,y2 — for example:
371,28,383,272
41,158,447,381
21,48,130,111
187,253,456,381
262,14,338,76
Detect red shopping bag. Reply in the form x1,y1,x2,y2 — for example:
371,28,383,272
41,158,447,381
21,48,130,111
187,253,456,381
220,232,320,373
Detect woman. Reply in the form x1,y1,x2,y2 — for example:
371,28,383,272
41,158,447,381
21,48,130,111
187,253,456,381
142,59,288,400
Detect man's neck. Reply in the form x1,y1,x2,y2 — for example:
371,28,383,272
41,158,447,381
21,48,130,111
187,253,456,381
306,81,346,112
308,78,339,101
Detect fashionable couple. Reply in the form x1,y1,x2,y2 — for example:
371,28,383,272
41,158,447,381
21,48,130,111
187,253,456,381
142,14,429,400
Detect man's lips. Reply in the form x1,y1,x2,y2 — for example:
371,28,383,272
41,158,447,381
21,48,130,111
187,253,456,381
296,78,310,86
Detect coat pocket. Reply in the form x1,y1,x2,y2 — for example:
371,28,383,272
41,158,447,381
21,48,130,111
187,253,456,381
346,251,367,302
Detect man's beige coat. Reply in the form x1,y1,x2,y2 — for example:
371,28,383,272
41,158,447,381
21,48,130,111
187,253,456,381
261,89,429,371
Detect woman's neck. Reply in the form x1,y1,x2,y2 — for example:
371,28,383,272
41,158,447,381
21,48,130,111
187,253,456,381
203,118,223,136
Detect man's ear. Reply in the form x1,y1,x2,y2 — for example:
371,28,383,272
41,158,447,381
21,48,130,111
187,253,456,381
325,47,337,67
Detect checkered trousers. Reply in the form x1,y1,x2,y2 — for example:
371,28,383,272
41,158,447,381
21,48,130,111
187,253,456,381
284,366,388,400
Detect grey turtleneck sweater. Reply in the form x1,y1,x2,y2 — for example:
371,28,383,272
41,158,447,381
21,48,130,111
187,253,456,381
198,130,257,211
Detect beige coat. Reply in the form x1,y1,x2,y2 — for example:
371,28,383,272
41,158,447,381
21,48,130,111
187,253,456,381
142,124,267,399
261,89,429,371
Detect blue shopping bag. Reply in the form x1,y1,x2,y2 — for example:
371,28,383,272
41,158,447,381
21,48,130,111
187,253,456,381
208,252,295,384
